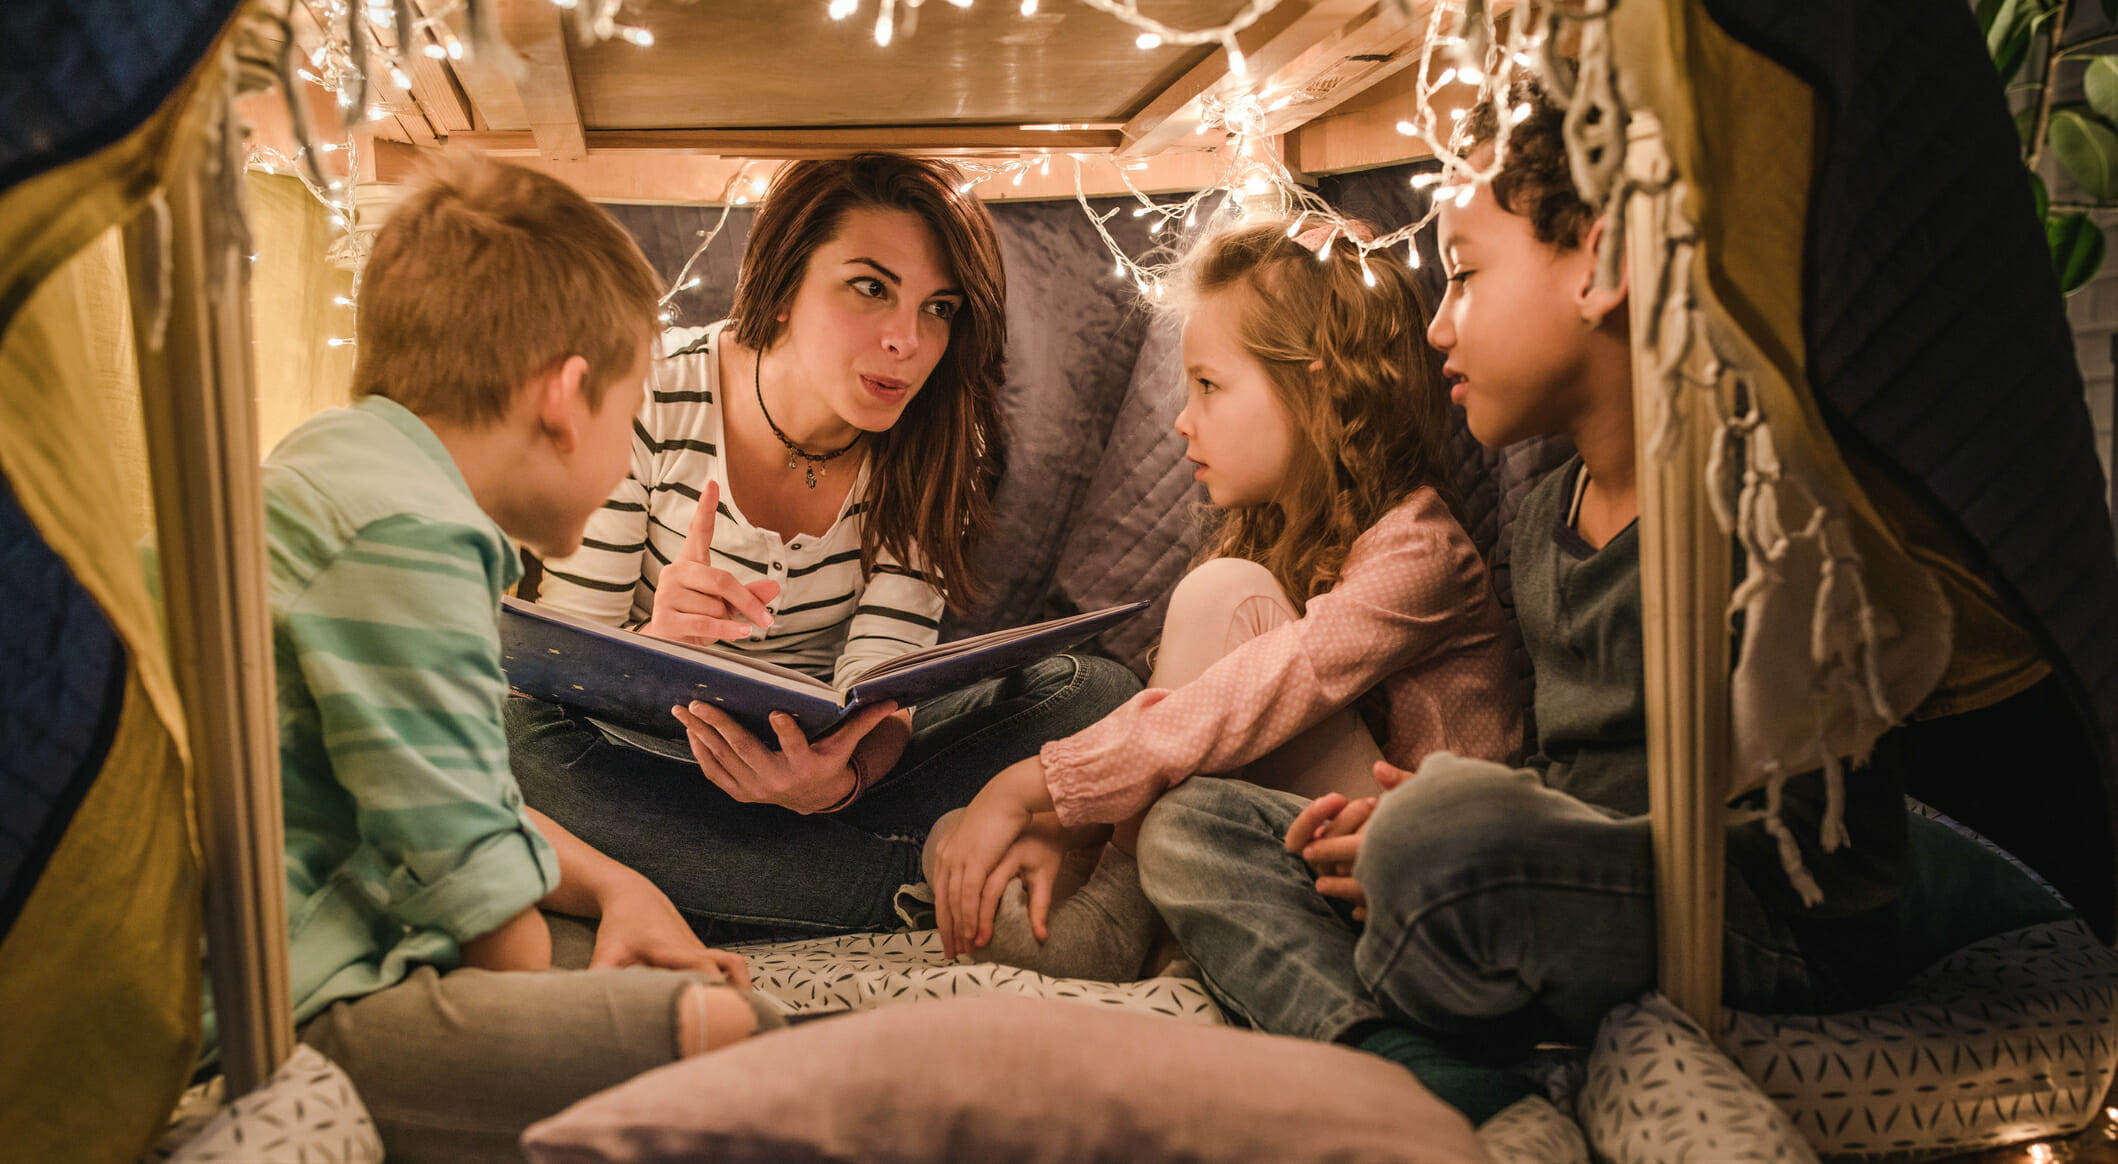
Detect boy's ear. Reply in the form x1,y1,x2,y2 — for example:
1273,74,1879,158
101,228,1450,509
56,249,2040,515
1574,215,1630,328
533,355,592,454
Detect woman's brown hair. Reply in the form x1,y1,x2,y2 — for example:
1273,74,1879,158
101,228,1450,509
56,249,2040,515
1178,219,1458,609
729,153,1008,607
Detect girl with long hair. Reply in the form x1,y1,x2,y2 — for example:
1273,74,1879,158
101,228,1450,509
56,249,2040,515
925,216,1523,980
507,152,1139,941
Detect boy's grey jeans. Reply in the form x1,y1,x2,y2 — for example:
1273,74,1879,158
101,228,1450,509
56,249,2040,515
1136,757,1951,1055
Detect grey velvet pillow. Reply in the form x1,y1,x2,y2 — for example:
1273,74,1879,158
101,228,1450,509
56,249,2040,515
521,995,1493,1164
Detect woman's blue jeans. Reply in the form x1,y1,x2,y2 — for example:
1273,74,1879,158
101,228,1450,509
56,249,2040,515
506,653,1140,944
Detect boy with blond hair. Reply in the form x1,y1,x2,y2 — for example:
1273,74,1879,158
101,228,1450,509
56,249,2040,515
200,154,778,1162
1136,89,2072,1124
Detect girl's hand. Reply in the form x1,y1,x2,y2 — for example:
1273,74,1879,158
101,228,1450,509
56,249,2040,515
646,481,782,645
589,873,753,989
675,699,898,814
1006,817,1073,943
931,789,1037,959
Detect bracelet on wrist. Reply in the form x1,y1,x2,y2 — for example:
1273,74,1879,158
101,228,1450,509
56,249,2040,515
821,753,867,814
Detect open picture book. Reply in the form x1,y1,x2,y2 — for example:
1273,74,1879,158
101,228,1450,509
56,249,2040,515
501,597,1149,760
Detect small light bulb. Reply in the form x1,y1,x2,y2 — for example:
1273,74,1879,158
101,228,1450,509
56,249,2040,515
391,66,412,89
1227,43,1246,76
423,42,446,58
1150,218,1164,234
1455,185,1475,207
1436,67,1456,86
683,277,703,290
1449,107,1466,121
733,194,748,205
319,142,340,153
947,0,971,7
328,179,344,190
1513,51,1533,66
1410,172,1440,188
1136,32,1161,50
1315,239,1332,261
334,295,352,306
1362,262,1376,287
1395,119,1417,136
1131,207,1149,217
1012,170,1024,186
619,26,653,46
331,214,347,227
1039,156,1050,175
957,179,977,193
1019,0,1036,13
1510,101,1533,123
751,177,768,195
327,336,349,346
336,92,352,109
1458,64,1483,84
1407,243,1421,269
445,37,463,59
1185,209,1198,226
875,11,894,45
828,0,857,17
553,0,578,7
368,106,387,120
1114,261,1126,278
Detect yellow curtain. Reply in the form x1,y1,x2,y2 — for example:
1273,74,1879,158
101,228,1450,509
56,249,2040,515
245,170,356,452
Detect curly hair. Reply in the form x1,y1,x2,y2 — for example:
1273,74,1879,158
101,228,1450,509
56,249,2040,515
1463,83,1594,249
1173,219,1459,610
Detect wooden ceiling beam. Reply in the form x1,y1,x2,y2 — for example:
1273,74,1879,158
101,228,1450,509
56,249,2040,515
448,125,1126,158
1117,0,1373,158
496,0,587,160
415,0,530,131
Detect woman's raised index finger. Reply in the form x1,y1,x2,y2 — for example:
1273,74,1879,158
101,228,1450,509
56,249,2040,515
680,480,720,562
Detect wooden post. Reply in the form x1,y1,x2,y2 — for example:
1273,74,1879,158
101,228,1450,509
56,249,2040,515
1625,111,1731,1029
124,47,294,1096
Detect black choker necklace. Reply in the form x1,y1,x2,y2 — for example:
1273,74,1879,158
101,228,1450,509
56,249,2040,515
755,350,858,489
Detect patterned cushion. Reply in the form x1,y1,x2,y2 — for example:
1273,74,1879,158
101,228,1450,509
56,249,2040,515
1581,992,1816,1163
742,929,1224,1024
146,1045,381,1163
1478,1094,1591,1164
1720,919,2118,1157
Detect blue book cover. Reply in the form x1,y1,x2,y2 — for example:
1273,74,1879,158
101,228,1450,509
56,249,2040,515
500,597,1147,757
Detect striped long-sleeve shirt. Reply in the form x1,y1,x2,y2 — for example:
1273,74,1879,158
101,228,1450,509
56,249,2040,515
534,322,946,690
200,394,561,1061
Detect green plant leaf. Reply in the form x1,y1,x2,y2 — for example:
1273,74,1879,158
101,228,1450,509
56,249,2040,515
2088,57,2118,125
2049,108,2118,201
2047,211,2107,293
1989,0,2034,80
2032,170,2050,220
1979,0,2009,34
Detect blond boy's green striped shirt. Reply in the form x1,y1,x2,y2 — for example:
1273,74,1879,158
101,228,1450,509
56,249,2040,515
200,395,559,1060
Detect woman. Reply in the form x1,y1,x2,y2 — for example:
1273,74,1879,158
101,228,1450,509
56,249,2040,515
507,152,1139,942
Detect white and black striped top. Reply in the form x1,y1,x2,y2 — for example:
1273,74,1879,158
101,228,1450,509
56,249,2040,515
534,322,946,690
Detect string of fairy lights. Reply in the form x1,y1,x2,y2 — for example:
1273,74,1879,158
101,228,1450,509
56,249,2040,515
249,0,1566,345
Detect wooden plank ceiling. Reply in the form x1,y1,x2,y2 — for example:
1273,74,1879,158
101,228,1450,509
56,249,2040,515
279,0,1481,202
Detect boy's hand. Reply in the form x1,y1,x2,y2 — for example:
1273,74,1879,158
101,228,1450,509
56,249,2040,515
1281,761,1415,922
645,481,781,645
674,699,897,814
590,873,752,989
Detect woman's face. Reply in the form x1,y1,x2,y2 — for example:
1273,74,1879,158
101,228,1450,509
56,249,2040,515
774,205,964,433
